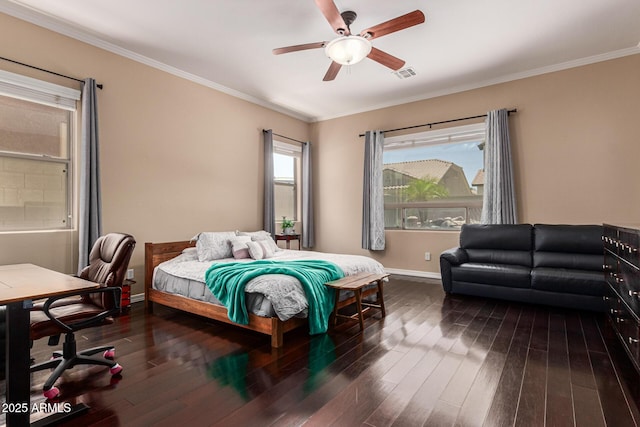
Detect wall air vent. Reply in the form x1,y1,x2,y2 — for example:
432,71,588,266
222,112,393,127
394,67,417,79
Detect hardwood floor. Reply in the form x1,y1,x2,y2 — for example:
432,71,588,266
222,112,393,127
2,275,640,426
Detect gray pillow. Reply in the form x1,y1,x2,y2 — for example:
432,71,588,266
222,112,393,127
194,231,236,261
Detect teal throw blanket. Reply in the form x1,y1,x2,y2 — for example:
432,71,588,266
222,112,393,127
204,259,344,334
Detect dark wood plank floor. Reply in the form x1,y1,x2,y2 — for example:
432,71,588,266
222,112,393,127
2,276,640,426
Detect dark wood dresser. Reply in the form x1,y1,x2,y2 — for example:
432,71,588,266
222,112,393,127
603,223,640,371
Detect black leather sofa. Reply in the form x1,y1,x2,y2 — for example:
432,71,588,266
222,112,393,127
440,224,605,312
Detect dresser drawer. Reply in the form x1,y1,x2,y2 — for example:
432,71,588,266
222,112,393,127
604,250,618,287
618,308,640,367
616,263,640,313
603,226,619,255
607,296,640,365
619,229,640,267
604,287,622,317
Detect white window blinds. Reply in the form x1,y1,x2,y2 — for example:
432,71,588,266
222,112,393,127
0,69,80,111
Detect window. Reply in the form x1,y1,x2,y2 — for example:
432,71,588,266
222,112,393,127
273,140,301,222
383,122,485,231
0,70,79,232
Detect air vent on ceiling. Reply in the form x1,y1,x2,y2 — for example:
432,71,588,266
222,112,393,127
394,67,417,79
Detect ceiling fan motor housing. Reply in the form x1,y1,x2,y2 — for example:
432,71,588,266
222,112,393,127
340,10,357,29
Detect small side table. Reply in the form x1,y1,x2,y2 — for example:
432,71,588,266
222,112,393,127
275,233,301,250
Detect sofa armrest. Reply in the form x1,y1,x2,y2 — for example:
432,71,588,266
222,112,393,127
440,247,468,265
440,247,468,293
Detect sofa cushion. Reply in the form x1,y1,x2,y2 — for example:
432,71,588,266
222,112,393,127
533,224,603,254
461,224,533,250
465,249,532,267
451,263,531,288
533,224,604,270
533,252,603,271
531,267,605,296
461,224,533,267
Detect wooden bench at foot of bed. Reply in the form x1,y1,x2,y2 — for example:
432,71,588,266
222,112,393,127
326,272,389,331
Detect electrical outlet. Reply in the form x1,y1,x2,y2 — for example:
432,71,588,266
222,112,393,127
126,268,134,280
424,252,431,261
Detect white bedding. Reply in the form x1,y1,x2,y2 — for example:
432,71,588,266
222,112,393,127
153,249,386,321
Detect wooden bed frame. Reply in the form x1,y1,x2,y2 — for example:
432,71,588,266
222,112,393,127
144,240,307,348
144,240,385,348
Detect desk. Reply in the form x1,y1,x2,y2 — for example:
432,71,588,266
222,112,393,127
0,264,100,426
274,233,301,250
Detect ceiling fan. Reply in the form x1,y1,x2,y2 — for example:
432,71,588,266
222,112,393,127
273,0,425,81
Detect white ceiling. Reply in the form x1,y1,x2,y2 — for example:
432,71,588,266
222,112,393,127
2,0,639,122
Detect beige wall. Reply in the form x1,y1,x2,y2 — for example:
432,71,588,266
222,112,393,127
1,12,639,287
0,13,309,293
311,54,640,275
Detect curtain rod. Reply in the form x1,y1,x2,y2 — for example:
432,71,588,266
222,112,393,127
265,130,306,145
358,108,517,137
0,56,103,89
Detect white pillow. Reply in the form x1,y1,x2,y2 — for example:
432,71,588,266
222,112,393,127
246,240,275,260
251,235,281,253
229,236,251,259
194,231,236,261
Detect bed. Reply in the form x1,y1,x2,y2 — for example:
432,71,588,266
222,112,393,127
144,232,387,348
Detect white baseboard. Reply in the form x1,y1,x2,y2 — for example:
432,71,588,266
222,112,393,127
384,268,441,280
131,293,145,304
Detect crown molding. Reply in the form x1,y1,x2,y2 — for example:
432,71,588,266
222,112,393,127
0,1,314,122
313,45,640,122
2,2,637,124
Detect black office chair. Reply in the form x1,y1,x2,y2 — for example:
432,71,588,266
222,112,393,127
30,233,136,399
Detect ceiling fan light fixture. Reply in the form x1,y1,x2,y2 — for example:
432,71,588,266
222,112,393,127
324,35,372,65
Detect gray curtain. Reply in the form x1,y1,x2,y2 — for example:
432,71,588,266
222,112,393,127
78,78,102,273
481,109,517,224
362,130,386,250
301,141,315,248
263,129,276,236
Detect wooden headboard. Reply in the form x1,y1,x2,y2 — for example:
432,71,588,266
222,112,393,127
144,240,195,306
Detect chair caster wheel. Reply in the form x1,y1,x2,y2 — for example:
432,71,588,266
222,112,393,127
110,363,123,375
43,386,59,400
104,349,115,359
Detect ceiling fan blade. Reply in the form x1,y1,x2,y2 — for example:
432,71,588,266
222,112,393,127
323,61,342,81
367,47,405,70
273,42,327,55
314,0,350,35
359,10,425,40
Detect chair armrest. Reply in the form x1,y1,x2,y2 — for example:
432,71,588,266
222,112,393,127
41,287,122,333
439,247,468,293
31,295,84,311
31,273,87,311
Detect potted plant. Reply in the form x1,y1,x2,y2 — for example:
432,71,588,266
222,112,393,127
281,216,295,235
